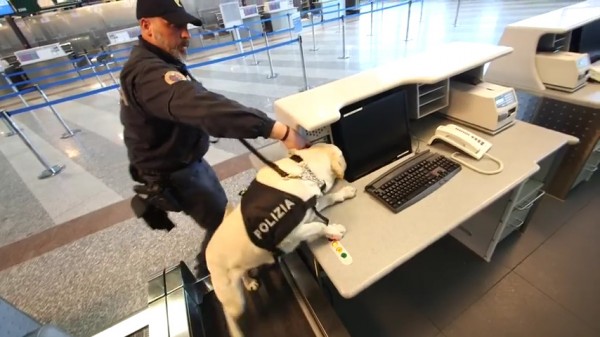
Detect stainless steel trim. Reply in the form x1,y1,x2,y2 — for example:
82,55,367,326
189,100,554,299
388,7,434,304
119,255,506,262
281,253,352,337
516,190,546,211
90,309,150,337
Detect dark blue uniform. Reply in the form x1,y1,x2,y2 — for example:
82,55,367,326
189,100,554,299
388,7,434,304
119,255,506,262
119,37,276,269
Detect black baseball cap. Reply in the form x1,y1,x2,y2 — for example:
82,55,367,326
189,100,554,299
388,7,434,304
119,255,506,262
136,0,203,26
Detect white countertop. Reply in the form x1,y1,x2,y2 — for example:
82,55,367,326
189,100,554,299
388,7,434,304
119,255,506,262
107,39,138,48
19,54,72,67
310,116,578,298
507,0,600,32
484,0,600,96
274,42,512,132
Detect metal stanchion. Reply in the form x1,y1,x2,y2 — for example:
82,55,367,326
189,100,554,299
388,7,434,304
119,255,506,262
405,0,413,41
337,3,341,32
84,54,105,87
287,13,293,40
309,12,319,51
369,1,374,36
454,0,461,27
1,110,65,179
233,26,245,54
34,85,81,139
247,28,260,65
4,73,30,108
263,33,278,79
380,0,384,28
1,114,16,137
104,61,119,85
338,15,349,59
419,0,425,23
298,36,310,92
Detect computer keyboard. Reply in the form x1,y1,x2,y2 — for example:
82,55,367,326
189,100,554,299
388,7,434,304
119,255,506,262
365,150,461,213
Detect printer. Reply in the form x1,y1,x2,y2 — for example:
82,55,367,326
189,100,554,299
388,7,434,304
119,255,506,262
590,59,600,83
439,81,517,135
535,51,591,92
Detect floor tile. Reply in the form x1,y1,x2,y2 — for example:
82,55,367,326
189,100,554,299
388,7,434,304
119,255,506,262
388,236,511,329
514,194,600,333
443,272,597,337
329,272,441,337
0,150,53,246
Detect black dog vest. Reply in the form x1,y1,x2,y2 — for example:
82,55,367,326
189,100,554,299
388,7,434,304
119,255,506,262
241,179,318,253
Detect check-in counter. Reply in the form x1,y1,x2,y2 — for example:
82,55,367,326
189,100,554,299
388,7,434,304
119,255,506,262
187,25,206,50
239,5,263,39
14,43,79,88
0,59,13,97
263,1,298,33
106,26,140,64
484,0,600,200
267,41,577,300
314,0,343,22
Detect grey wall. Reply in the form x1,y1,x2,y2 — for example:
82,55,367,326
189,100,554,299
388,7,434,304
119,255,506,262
1,0,231,58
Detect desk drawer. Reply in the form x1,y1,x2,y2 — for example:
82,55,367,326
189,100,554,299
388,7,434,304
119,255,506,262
499,182,546,241
571,140,600,189
588,144,600,168
514,179,544,208
574,163,599,187
499,206,530,241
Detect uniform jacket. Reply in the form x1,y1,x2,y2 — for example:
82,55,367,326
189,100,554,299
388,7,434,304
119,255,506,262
119,37,276,177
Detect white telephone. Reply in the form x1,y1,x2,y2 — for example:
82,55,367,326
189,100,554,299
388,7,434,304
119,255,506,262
428,124,503,175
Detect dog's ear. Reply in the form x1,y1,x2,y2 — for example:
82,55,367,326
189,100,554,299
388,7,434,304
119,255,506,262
328,145,346,179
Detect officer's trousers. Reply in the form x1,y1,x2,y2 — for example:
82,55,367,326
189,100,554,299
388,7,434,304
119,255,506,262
169,158,228,269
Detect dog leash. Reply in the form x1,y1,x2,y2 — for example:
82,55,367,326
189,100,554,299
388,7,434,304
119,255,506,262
238,138,292,179
237,138,330,224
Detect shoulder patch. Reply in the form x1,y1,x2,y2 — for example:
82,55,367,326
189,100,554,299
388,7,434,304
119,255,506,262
164,71,187,85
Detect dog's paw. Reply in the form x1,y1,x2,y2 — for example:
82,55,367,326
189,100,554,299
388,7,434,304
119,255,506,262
242,276,260,292
325,223,347,241
340,186,357,200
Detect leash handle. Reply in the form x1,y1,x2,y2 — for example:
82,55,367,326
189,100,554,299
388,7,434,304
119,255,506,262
238,139,290,178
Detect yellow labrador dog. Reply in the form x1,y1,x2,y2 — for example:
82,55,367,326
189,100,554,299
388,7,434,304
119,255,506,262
205,143,356,337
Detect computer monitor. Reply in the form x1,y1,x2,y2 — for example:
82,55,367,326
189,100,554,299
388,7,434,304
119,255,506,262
570,19,600,62
268,1,281,11
0,0,15,16
330,86,413,182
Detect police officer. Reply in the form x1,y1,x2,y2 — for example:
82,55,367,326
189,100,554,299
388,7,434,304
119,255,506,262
119,0,307,275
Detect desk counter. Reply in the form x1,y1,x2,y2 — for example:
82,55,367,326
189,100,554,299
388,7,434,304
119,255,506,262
312,118,577,298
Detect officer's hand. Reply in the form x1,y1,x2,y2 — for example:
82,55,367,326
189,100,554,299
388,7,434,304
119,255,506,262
282,127,308,149
271,122,308,149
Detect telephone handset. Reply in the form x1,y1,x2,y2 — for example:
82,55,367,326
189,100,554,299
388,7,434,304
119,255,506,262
428,124,503,175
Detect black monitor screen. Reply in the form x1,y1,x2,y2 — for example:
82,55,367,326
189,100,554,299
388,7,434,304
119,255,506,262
570,19,600,62
330,87,412,182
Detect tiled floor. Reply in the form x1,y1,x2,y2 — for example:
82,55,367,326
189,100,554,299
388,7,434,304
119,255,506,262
1,1,598,336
